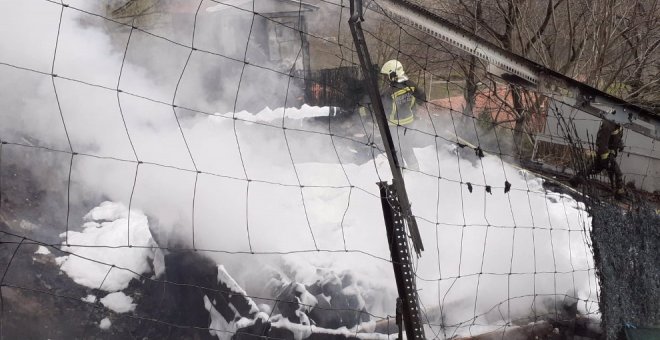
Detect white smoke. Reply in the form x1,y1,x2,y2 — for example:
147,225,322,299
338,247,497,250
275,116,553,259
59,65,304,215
0,1,598,338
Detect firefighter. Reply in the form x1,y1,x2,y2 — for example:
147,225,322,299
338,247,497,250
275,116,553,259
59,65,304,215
570,119,625,197
379,59,426,170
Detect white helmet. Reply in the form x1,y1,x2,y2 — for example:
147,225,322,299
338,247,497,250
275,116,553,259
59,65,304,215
380,59,408,82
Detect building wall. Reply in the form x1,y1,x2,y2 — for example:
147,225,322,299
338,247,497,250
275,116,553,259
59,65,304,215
536,97,659,193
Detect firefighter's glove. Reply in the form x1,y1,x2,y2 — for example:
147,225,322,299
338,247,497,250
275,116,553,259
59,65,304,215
608,149,618,158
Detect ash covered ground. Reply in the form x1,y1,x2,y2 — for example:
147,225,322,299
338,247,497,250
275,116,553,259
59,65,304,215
591,201,660,339
0,134,608,340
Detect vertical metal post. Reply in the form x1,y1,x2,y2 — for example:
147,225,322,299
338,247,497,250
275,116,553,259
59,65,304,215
379,182,426,340
300,16,312,91
427,74,433,102
349,2,425,335
348,0,424,256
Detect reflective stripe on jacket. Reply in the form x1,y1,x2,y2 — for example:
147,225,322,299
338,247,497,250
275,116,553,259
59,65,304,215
388,86,416,126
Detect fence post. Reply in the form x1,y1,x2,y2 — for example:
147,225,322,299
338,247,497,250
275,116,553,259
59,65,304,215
379,182,426,340
347,0,424,256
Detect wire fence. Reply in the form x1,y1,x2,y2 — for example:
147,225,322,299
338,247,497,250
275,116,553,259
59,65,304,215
0,0,656,339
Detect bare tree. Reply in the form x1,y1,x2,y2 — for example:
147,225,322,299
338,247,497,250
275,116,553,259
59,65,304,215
399,0,658,161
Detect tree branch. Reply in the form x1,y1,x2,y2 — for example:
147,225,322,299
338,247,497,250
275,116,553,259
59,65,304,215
522,0,565,54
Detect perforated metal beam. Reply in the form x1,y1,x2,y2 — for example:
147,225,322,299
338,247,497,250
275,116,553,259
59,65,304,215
371,0,660,139
372,0,538,85
379,182,426,340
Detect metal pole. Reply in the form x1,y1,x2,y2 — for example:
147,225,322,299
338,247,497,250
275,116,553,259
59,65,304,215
348,0,424,256
379,182,426,340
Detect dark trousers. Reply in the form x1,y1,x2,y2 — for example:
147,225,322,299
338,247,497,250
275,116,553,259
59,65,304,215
598,155,623,191
575,152,623,191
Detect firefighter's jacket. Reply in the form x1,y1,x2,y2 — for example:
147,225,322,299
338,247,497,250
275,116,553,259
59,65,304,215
595,120,623,160
381,80,425,126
